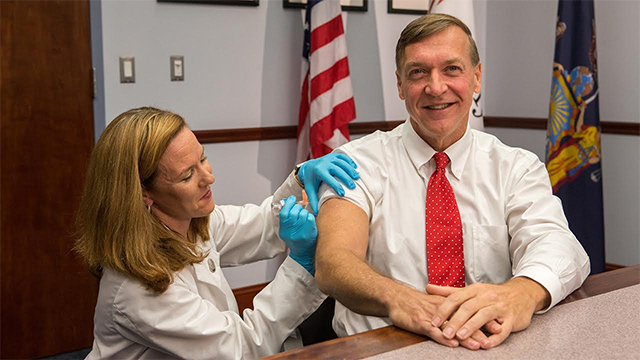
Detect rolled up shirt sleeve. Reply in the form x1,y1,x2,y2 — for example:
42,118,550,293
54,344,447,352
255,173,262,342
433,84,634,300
505,154,590,311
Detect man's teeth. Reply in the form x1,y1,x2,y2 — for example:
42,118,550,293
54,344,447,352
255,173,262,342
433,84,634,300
426,104,450,110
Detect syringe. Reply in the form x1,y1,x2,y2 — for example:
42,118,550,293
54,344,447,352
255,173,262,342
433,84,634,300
272,189,309,212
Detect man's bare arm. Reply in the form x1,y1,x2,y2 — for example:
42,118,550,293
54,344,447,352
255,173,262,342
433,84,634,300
315,198,488,349
315,198,404,316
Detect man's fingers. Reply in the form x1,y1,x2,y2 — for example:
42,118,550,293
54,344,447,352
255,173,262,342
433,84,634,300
468,329,491,349
425,283,459,296
451,305,499,340
431,286,477,328
485,321,513,349
484,320,502,335
457,337,482,350
425,324,459,348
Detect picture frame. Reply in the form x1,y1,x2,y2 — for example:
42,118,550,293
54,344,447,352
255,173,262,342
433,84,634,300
387,0,428,14
283,0,367,12
158,0,259,7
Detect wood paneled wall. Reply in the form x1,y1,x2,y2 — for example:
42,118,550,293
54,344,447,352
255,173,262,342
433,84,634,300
1,1,97,357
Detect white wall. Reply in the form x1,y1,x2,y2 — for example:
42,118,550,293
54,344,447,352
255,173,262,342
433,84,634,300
99,0,386,288
98,0,640,288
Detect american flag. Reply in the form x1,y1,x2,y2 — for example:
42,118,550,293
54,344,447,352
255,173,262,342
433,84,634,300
296,0,356,162
429,0,484,130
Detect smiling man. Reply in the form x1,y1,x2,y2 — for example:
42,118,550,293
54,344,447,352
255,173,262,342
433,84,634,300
314,14,590,351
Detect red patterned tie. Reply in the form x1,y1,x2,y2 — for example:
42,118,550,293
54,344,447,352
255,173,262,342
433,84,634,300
426,152,465,287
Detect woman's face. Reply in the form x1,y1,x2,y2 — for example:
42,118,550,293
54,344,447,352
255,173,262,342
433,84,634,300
143,127,215,235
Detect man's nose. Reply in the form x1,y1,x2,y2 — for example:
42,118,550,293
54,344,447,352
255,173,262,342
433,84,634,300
424,73,447,96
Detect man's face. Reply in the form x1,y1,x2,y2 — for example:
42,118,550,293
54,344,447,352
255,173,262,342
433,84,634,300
396,26,481,151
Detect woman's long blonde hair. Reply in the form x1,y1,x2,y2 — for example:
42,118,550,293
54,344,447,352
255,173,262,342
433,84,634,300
75,107,209,293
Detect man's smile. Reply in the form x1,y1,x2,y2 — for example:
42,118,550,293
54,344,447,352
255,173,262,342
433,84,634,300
424,103,454,110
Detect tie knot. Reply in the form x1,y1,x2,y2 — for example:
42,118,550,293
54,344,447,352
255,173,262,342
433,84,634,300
433,152,450,170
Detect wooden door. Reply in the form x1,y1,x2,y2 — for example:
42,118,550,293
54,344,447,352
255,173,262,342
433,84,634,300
1,0,97,357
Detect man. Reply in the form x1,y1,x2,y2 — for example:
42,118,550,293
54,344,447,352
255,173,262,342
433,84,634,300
315,13,590,351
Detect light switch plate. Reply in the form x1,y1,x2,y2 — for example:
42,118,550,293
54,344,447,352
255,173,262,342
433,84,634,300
119,56,135,83
170,56,184,81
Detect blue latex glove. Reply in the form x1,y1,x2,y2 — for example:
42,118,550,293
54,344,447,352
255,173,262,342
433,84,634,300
279,195,318,275
298,153,359,215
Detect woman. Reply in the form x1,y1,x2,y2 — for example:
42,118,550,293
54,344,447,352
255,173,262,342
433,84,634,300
75,107,358,359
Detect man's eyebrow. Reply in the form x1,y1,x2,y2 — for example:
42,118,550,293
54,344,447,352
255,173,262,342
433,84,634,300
444,57,464,66
404,61,424,69
404,58,464,69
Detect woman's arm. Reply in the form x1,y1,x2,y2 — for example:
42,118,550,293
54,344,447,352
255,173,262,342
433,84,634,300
111,258,326,359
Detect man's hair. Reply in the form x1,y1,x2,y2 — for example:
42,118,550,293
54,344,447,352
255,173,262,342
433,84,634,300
395,13,480,72
74,107,210,294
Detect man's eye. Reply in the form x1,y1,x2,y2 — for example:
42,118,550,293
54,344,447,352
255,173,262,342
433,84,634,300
447,65,460,71
410,69,423,75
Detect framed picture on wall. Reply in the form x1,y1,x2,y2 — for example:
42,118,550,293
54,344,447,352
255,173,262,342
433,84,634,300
284,0,367,12
158,0,259,6
387,0,428,14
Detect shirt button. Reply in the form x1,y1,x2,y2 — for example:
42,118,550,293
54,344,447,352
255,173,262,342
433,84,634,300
208,258,216,273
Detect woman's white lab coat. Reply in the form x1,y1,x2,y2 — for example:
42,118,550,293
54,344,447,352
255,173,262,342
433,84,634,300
86,174,326,360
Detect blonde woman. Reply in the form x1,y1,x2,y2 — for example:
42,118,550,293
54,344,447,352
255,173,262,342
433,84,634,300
75,107,358,359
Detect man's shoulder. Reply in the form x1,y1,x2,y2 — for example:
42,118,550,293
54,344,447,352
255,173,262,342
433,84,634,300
471,129,540,163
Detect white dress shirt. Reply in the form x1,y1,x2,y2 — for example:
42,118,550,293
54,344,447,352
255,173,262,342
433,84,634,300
319,120,590,337
87,173,326,360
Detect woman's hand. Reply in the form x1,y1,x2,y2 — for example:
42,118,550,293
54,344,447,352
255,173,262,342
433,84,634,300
298,153,359,215
279,195,318,275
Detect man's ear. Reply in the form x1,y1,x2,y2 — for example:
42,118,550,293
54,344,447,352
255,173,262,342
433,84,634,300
396,70,406,100
473,63,482,93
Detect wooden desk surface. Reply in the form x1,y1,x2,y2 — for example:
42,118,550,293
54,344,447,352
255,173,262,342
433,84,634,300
264,265,640,360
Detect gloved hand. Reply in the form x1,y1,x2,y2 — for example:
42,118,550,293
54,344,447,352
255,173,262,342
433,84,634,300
279,195,318,275
298,153,359,215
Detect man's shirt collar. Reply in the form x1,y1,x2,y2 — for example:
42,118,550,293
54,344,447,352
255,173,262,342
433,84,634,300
401,118,472,181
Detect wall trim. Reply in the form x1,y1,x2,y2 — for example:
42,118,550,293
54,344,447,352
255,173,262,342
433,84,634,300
195,126,297,143
194,117,639,144
484,116,640,135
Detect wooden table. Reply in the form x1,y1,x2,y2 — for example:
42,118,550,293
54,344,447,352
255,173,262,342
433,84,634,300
264,265,640,360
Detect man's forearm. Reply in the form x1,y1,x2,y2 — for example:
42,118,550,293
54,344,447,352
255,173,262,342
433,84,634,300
315,249,404,317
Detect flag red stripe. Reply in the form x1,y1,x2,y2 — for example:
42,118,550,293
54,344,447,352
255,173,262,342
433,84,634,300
311,143,335,159
309,98,356,147
310,15,344,54
310,57,350,102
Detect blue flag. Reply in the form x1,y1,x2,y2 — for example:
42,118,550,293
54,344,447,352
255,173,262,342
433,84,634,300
545,0,604,274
